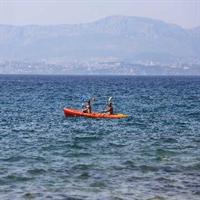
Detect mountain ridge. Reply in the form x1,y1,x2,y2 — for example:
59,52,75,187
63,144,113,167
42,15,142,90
0,15,199,63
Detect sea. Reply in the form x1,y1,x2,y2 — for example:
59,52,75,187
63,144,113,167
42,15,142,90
0,75,199,200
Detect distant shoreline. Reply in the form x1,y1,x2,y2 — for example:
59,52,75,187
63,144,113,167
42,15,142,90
1,74,200,77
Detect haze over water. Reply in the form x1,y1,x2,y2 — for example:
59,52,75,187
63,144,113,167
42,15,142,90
0,75,200,200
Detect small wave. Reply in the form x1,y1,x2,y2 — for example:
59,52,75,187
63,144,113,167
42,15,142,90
127,175,146,182
162,138,178,143
27,168,46,175
90,181,107,188
109,142,127,147
74,135,101,142
23,193,36,199
1,155,26,162
155,149,177,161
77,172,90,180
3,174,33,183
67,152,92,158
181,162,200,171
147,196,166,200
123,160,136,169
155,177,175,183
139,165,159,173
71,163,95,171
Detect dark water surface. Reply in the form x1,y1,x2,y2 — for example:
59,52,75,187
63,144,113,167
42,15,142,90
0,75,200,200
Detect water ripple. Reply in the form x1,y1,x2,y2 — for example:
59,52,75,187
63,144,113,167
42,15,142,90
0,75,199,200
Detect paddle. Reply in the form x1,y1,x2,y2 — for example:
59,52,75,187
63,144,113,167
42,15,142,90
80,95,95,102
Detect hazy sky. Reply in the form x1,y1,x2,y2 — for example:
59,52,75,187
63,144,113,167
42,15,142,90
0,0,200,28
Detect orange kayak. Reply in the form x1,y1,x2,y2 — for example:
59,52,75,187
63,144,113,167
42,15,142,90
63,108,128,119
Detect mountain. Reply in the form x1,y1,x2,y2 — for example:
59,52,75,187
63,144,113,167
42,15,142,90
0,15,200,74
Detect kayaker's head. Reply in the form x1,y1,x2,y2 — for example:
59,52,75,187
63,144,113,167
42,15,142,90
109,102,112,107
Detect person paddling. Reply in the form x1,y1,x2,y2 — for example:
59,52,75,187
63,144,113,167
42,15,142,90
82,97,95,113
104,97,113,114
82,99,92,113
105,102,113,114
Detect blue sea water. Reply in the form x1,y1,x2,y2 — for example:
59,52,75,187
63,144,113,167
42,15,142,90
0,75,200,200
